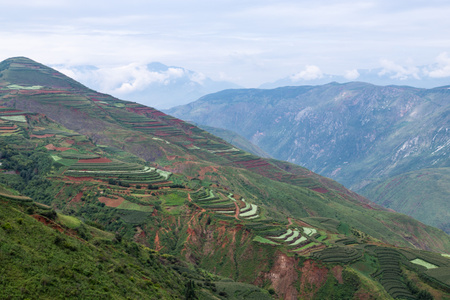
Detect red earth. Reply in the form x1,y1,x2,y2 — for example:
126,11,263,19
78,157,112,163
45,143,75,151
30,133,55,138
98,196,125,208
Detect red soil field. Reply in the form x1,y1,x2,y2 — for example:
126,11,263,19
69,191,84,204
30,133,55,138
98,196,125,208
311,187,329,194
65,176,95,182
45,143,75,151
78,157,112,163
135,125,169,129
0,110,22,113
0,125,17,130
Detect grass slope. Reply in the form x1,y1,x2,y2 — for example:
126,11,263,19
361,168,450,234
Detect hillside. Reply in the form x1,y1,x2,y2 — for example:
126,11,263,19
360,168,450,234
1,57,450,299
196,124,271,158
0,186,270,299
167,83,450,233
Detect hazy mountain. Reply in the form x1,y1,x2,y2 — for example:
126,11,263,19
260,67,450,89
167,82,450,233
1,57,449,299
54,62,241,109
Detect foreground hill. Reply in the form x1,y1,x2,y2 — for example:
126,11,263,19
0,186,269,299
167,83,450,232
1,57,449,299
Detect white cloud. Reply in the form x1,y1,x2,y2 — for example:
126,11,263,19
344,69,360,80
378,59,420,80
423,52,450,78
56,63,202,95
290,65,323,81
189,72,207,85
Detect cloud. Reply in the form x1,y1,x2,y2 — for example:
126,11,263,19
56,63,205,95
344,69,360,80
423,52,450,78
378,59,420,80
189,72,206,84
290,65,323,81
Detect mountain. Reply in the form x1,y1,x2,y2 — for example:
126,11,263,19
54,62,241,109
167,82,450,233
1,57,450,299
260,67,450,89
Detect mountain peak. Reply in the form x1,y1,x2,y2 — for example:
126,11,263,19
0,56,88,90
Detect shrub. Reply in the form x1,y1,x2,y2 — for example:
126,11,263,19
1,222,12,232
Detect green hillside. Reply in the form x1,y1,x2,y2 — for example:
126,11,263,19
360,168,450,234
197,124,271,158
0,186,273,299
1,57,450,299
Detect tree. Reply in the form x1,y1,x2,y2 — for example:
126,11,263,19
184,280,196,300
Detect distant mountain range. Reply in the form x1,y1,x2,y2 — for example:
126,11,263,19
54,61,450,110
167,82,450,233
260,67,450,89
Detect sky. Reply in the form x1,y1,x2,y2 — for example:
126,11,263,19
1,0,450,88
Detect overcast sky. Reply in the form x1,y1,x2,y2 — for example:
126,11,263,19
1,0,450,87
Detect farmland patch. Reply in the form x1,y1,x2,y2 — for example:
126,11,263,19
98,196,125,208
410,258,438,269
0,115,27,122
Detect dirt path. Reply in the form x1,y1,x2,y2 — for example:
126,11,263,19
287,217,293,227
234,201,240,220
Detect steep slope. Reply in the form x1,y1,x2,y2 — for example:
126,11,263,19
0,185,271,299
1,57,450,299
360,168,450,234
167,83,450,232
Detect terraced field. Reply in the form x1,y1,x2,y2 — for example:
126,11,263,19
372,247,415,299
312,246,362,263
64,158,171,185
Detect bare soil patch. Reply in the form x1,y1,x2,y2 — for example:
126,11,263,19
98,195,125,207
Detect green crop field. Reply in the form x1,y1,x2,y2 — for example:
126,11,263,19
162,193,186,206
0,115,27,122
272,229,293,239
411,258,438,269
6,84,43,90
253,235,279,245
58,214,81,229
